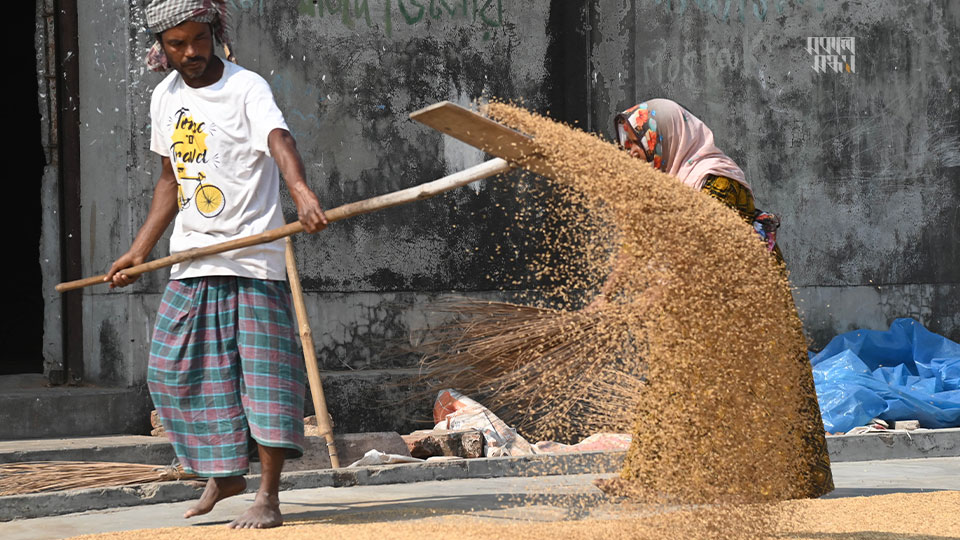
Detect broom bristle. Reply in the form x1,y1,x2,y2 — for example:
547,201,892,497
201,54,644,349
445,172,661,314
0,461,196,496
419,298,641,442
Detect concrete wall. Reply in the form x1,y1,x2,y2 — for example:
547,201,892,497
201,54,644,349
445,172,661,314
75,0,157,386
586,0,959,347
38,0,958,435
37,0,63,377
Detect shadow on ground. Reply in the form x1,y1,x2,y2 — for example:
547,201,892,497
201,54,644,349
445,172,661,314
190,492,609,527
820,487,948,498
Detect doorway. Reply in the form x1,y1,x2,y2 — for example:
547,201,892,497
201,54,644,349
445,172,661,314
3,2,46,375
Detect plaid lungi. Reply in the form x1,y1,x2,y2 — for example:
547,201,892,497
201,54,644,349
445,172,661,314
148,277,305,477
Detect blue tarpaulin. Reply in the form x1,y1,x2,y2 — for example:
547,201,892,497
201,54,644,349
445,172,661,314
809,318,960,433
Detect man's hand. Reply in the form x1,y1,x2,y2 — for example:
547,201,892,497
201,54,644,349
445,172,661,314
291,184,328,234
105,251,146,289
105,157,179,289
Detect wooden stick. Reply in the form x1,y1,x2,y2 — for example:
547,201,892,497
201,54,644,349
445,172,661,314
56,158,512,292
285,237,340,468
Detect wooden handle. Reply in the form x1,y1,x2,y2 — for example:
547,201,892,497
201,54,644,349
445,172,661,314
55,222,304,292
56,158,512,293
285,237,340,468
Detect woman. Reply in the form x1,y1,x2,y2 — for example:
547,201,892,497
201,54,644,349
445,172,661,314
613,99,782,261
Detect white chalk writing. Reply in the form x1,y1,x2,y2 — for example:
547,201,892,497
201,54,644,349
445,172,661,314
807,37,856,74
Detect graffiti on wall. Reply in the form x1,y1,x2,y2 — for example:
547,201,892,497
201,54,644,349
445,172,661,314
642,44,743,86
228,0,265,16
296,0,506,38
651,0,826,23
807,36,856,74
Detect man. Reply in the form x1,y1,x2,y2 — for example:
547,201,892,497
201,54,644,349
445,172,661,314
105,0,327,529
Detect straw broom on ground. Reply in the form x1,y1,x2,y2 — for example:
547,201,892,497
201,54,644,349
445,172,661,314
0,461,197,496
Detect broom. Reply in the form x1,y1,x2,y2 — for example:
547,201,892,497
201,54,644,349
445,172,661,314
417,297,643,442
0,461,197,496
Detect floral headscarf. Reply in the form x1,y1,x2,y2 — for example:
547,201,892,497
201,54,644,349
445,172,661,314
614,99,748,192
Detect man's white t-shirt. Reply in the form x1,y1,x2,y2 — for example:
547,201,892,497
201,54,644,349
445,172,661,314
150,60,289,281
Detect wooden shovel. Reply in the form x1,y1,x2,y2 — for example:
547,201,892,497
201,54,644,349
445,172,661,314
56,156,515,292
284,237,340,468
56,102,539,292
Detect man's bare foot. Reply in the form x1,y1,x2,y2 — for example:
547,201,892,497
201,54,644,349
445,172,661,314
183,476,247,519
228,491,283,529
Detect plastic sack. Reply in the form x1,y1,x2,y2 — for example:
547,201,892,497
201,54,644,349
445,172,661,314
810,318,960,433
533,433,632,454
433,389,535,457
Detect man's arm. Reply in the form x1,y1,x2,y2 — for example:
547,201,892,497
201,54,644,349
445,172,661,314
104,156,179,288
268,128,328,234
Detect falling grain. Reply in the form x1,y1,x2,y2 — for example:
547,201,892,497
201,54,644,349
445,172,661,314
422,101,833,536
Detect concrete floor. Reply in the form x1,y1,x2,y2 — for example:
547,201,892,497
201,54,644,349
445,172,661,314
2,457,958,540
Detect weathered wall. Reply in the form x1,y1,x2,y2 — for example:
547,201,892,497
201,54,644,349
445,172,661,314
43,0,958,436
37,0,63,378
587,0,959,346
75,0,158,387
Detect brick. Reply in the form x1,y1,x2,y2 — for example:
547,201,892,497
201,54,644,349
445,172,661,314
402,429,485,459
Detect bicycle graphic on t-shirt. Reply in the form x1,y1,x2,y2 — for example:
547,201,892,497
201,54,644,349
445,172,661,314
176,166,225,218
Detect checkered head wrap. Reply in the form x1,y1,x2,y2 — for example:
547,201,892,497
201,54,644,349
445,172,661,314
145,0,235,72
